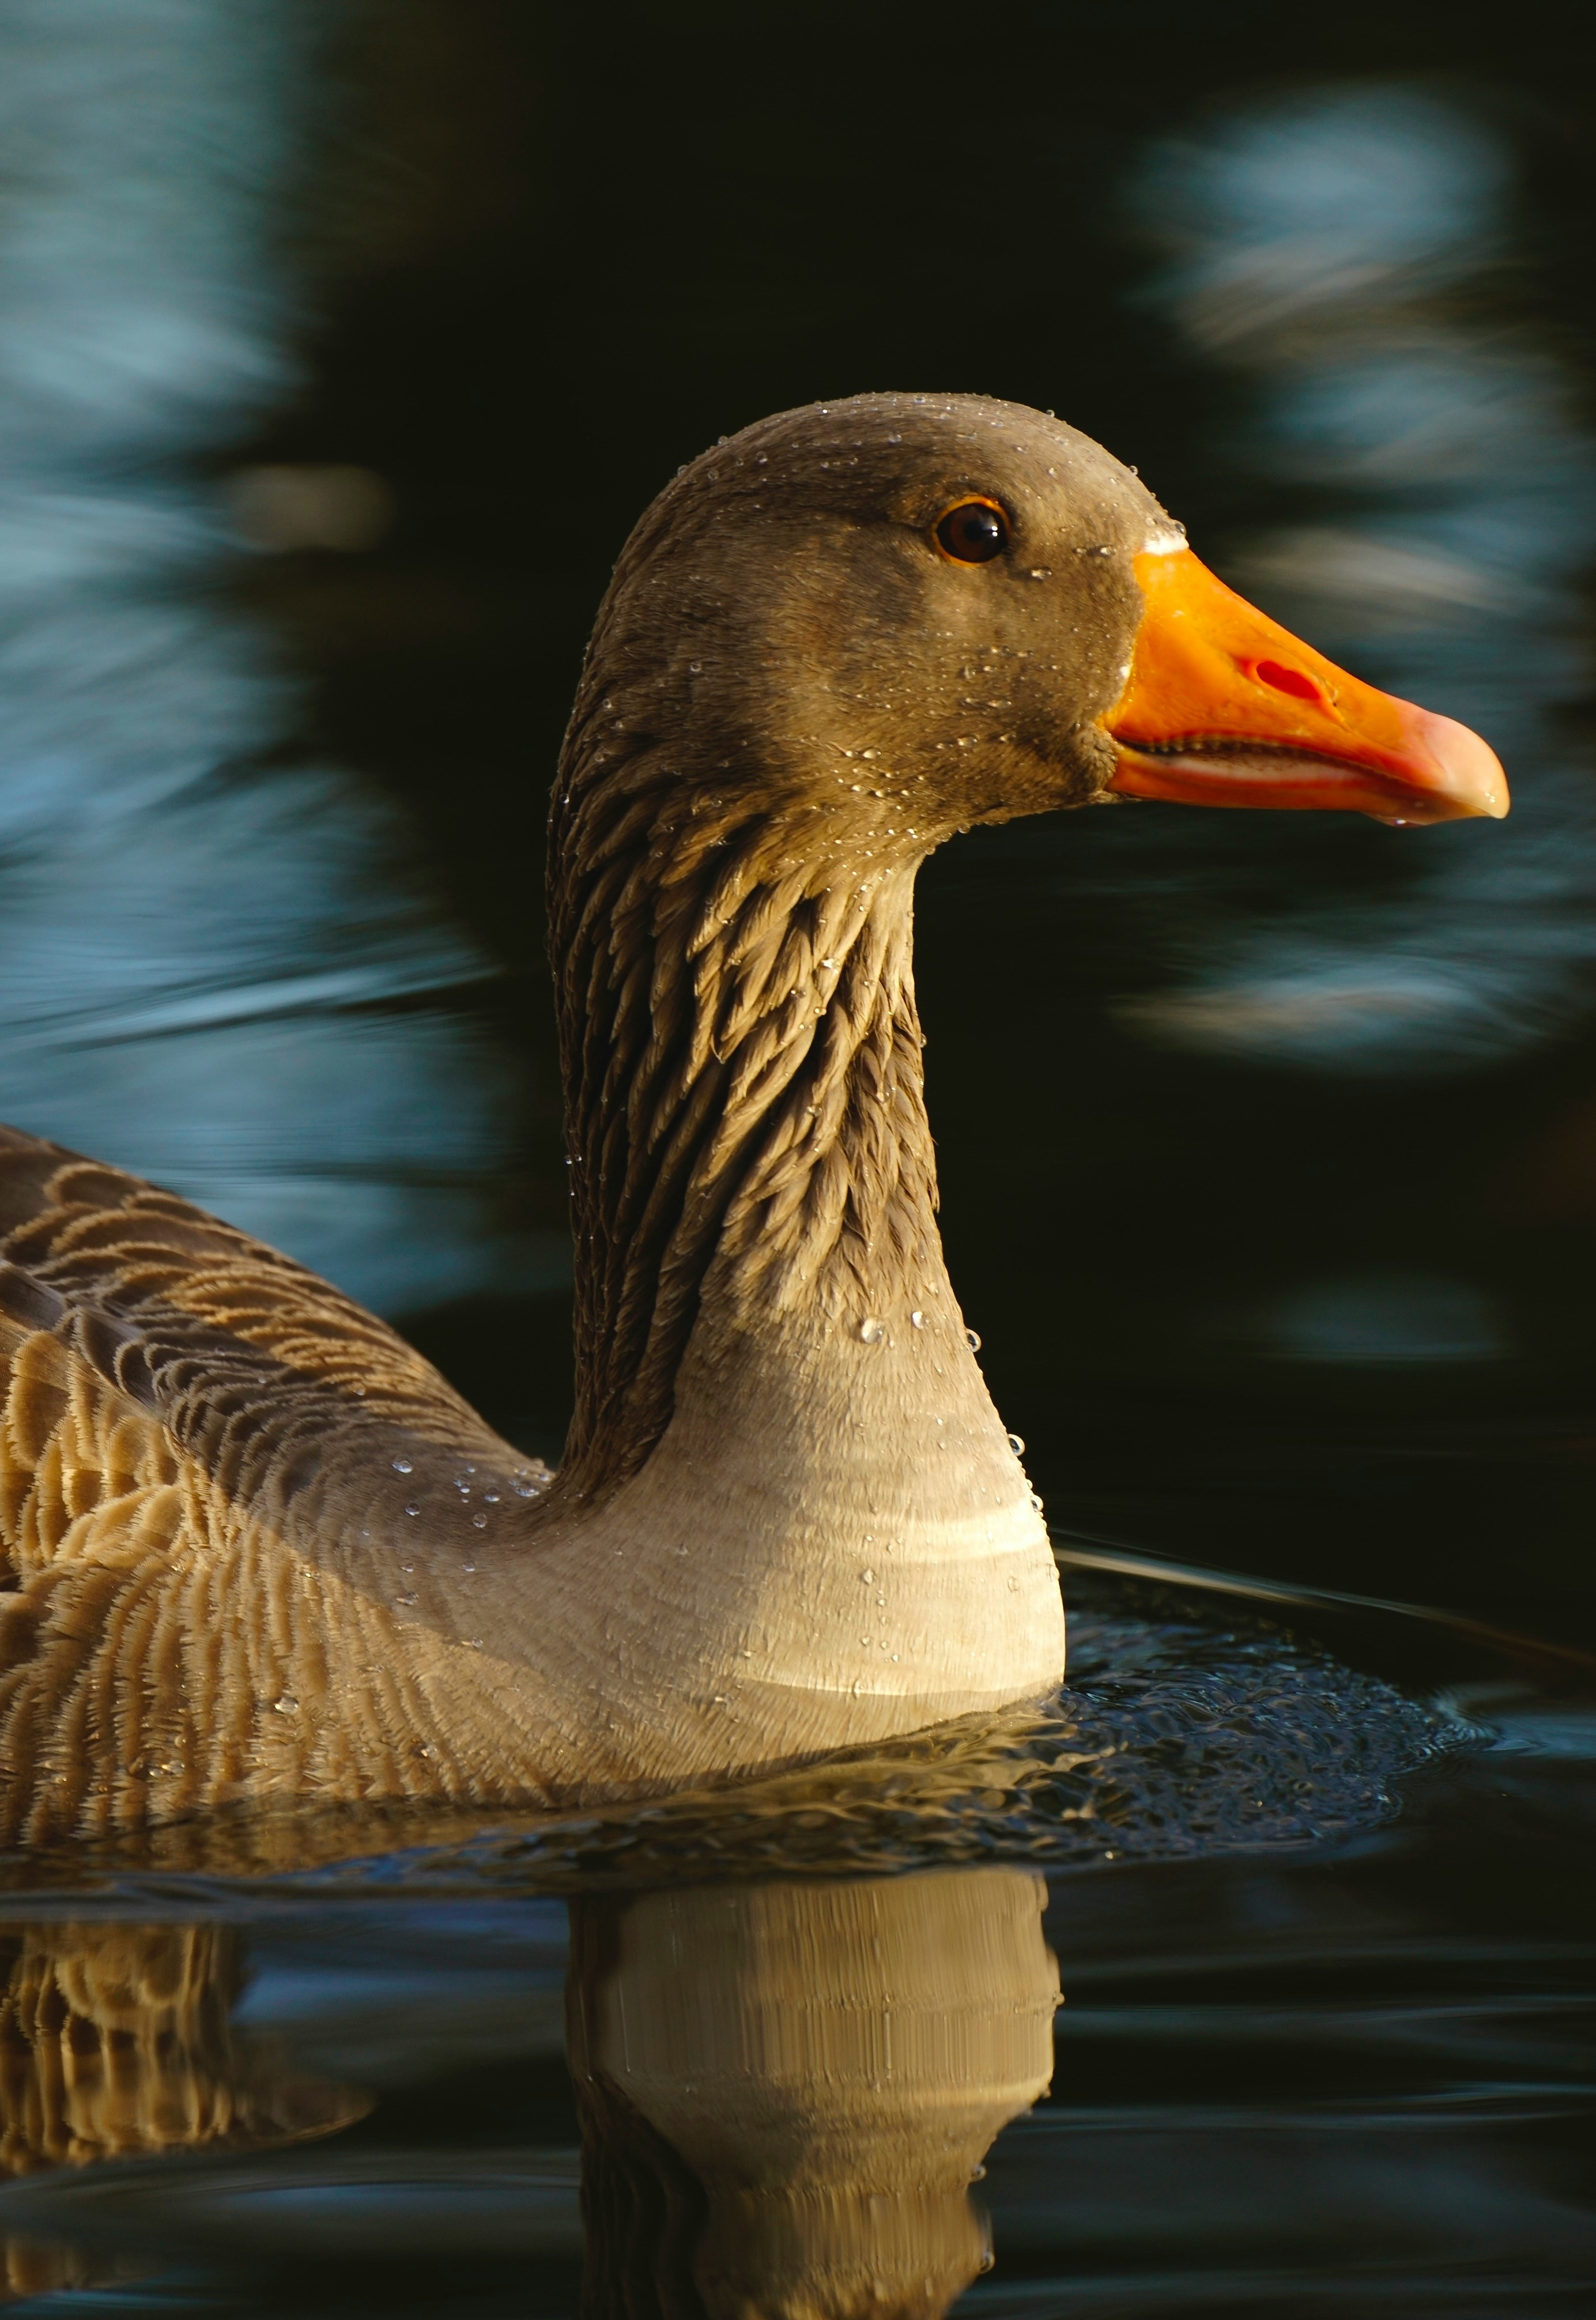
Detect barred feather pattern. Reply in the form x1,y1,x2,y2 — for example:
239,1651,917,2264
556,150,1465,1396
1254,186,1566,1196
549,696,941,1498
0,1129,553,1843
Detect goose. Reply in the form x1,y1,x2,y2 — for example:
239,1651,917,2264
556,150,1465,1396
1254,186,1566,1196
0,393,1506,1843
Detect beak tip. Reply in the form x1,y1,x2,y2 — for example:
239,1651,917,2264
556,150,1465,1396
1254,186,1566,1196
1415,707,1510,821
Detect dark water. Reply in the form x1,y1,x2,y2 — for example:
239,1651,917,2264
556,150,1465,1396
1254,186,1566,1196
1,2,1594,2309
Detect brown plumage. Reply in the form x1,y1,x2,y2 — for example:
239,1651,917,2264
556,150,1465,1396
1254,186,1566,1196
0,1131,554,1839
0,391,1504,1843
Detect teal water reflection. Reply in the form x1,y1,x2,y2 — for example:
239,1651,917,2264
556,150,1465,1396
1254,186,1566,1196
0,0,554,1318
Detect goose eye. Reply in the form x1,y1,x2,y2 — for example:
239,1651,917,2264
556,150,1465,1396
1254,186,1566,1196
935,499,1009,564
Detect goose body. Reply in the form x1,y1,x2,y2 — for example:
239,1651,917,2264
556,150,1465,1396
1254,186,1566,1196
0,394,1506,1841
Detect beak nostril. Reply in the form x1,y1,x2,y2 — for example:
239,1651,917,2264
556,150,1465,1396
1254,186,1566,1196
1251,658,1327,706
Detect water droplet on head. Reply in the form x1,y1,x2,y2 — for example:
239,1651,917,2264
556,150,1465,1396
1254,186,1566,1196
471,1512,488,1530
483,1489,500,1504
966,1328,982,1352
512,1477,538,1497
910,1310,925,1329
391,1457,412,1474
860,1568,874,1585
405,1502,420,1517
1008,1432,1025,1455
859,1316,884,1344
273,1695,298,1715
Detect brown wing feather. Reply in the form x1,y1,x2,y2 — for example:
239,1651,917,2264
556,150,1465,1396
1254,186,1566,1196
0,1127,554,1843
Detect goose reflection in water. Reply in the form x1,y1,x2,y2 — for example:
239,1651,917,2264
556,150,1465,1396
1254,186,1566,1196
0,1918,367,2299
0,1869,1058,2317
570,1868,1059,2320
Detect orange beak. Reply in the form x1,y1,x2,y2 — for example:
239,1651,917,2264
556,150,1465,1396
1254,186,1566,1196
1102,548,1508,825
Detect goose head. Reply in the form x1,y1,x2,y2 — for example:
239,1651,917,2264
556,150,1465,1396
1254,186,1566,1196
552,393,1505,1491
568,388,1506,867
